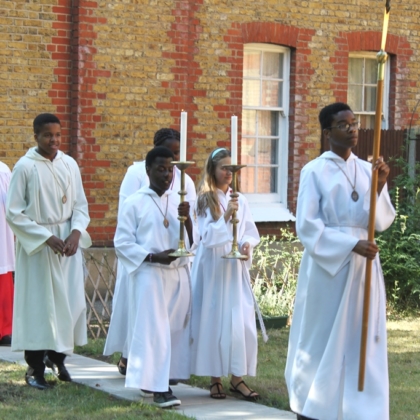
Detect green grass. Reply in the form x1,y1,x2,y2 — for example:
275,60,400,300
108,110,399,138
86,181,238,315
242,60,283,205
387,317,420,420
3,318,419,418
77,319,420,418
0,362,191,420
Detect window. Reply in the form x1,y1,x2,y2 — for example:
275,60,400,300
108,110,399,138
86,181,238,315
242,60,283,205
348,53,390,129
241,43,293,221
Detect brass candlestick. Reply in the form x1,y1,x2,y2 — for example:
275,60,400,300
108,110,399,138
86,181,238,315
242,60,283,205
222,164,248,260
169,161,195,257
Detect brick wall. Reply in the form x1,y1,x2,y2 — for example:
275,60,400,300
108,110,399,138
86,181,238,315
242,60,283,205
1,0,419,244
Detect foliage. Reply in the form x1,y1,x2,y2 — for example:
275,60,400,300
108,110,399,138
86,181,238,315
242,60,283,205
376,140,420,311
251,228,303,317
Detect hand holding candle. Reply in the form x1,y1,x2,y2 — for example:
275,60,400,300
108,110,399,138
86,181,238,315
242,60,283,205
231,115,238,165
180,111,187,162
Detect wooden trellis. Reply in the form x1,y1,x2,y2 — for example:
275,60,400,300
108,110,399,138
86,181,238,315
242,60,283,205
83,249,117,339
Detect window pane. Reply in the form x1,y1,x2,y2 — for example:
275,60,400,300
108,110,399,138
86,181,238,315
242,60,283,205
364,86,376,111
242,137,256,165
348,85,363,111
256,167,277,193
359,114,376,129
243,79,260,106
258,111,279,136
349,58,363,83
242,110,256,136
244,50,261,78
241,166,255,193
258,139,278,165
364,58,377,84
262,80,281,107
263,52,283,78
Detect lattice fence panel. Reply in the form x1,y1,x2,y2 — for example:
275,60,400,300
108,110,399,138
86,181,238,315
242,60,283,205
83,249,117,339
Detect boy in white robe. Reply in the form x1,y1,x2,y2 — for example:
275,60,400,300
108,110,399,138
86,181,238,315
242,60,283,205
114,146,193,408
6,113,91,390
285,103,395,420
104,128,196,381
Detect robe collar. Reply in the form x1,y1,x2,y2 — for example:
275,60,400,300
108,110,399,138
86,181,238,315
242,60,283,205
320,150,358,162
26,146,64,162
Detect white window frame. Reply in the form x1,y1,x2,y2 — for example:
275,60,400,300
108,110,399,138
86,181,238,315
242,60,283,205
242,43,294,222
348,52,390,129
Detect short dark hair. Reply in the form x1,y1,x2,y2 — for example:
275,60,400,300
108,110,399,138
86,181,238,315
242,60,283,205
33,113,61,135
145,146,174,168
318,103,352,131
153,128,180,146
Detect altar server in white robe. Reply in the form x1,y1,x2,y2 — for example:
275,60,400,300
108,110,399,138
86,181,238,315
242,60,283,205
190,148,260,401
104,128,196,377
114,147,193,408
285,103,395,420
0,161,15,347
6,113,91,390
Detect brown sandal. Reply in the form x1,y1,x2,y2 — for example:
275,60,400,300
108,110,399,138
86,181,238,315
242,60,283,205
229,380,259,401
210,382,226,399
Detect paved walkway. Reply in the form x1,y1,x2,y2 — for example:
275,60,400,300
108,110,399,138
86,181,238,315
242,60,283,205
0,347,295,420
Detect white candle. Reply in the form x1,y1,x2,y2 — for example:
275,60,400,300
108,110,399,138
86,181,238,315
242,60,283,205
231,115,238,164
180,111,187,162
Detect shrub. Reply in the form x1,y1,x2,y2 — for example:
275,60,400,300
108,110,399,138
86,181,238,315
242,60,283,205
376,138,420,311
251,228,303,317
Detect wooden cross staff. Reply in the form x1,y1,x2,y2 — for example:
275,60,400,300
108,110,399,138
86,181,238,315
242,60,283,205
358,0,391,392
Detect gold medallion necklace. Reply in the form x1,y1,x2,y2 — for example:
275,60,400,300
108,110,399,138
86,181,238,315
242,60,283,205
330,159,359,202
150,195,169,228
44,160,70,204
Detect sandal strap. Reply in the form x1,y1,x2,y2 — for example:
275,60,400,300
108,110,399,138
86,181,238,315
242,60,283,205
230,380,258,397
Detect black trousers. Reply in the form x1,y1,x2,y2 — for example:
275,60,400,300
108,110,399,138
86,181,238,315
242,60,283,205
24,350,66,377
297,415,318,420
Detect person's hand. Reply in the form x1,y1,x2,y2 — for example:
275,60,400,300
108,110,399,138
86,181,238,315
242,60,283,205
63,230,81,257
352,240,379,260
151,249,178,265
373,157,390,194
178,201,190,218
46,235,65,256
224,197,239,222
240,242,251,261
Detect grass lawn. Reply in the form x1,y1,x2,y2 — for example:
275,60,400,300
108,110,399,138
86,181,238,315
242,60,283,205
0,362,190,420
76,316,420,418
1,317,418,419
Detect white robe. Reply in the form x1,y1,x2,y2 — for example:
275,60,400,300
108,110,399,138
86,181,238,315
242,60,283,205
114,186,191,392
0,162,14,275
6,148,91,354
190,189,260,377
104,161,196,357
285,151,395,420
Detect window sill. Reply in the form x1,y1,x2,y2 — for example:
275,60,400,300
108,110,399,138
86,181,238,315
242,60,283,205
249,203,296,223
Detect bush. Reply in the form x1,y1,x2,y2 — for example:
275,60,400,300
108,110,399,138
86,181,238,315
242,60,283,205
376,142,420,311
251,228,303,317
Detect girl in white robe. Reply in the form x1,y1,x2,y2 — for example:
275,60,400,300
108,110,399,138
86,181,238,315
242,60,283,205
190,148,260,400
103,128,196,376
285,103,395,420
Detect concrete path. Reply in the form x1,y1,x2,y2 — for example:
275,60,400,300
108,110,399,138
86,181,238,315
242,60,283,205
0,347,295,420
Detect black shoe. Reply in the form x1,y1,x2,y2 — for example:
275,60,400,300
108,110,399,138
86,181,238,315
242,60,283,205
153,388,181,408
25,374,52,390
117,357,127,376
169,379,179,386
44,355,72,382
0,335,12,346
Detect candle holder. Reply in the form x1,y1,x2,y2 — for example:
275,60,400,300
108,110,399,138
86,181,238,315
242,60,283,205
169,161,195,257
222,164,248,260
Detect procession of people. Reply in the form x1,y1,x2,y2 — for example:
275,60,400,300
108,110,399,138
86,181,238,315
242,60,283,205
0,103,395,418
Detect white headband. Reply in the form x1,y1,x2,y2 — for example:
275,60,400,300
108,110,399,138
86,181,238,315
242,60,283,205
211,147,227,159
